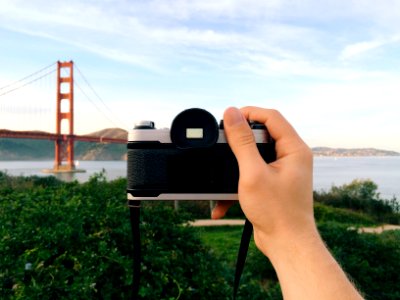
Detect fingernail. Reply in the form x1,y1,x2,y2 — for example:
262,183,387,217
225,107,245,126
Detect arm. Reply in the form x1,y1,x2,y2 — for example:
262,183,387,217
213,106,363,300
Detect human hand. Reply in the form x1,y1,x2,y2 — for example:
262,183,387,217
212,106,364,299
212,106,315,255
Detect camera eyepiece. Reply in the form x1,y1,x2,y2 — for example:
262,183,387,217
170,108,219,149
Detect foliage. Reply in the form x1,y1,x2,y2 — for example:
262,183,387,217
199,223,400,300
314,202,376,226
314,179,400,224
319,223,400,300
1,172,400,299
0,172,230,299
138,203,230,299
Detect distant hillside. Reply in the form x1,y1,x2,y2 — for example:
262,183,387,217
76,128,128,160
84,128,128,140
0,138,54,160
312,147,400,157
2,129,399,160
0,128,128,161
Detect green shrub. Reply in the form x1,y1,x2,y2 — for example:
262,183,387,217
318,223,400,300
314,179,400,224
0,172,231,299
2,172,400,300
314,202,376,226
139,203,231,299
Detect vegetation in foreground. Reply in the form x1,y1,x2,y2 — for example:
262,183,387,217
0,172,399,299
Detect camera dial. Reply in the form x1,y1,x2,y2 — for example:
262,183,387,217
134,121,155,129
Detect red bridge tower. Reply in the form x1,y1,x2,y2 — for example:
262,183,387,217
53,61,77,172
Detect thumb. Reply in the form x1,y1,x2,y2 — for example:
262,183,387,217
223,107,263,170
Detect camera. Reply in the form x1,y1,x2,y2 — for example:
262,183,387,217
126,108,276,201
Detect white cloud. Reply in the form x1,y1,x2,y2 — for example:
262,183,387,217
339,35,400,60
340,40,385,60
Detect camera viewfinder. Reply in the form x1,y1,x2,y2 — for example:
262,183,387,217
186,128,204,139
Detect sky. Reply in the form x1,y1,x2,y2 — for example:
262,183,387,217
0,0,400,151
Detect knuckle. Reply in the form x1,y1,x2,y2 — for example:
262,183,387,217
302,145,313,160
237,132,256,147
291,142,312,160
268,108,283,119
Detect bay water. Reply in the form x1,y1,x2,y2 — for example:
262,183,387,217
1,156,399,200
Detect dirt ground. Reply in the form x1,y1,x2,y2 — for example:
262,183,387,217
191,220,400,234
189,219,245,226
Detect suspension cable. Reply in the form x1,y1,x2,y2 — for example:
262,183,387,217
0,68,57,98
0,62,56,91
73,78,124,130
74,63,129,129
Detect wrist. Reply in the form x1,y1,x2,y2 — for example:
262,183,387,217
254,223,364,300
254,219,321,260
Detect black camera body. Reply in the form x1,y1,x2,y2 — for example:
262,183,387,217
127,108,276,201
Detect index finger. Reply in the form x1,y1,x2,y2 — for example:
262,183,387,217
240,106,308,158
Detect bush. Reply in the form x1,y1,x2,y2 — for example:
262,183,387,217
314,179,400,224
314,202,376,226
319,223,400,300
2,172,400,300
139,203,231,299
0,172,231,299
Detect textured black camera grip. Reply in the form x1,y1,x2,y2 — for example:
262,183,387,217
127,148,171,189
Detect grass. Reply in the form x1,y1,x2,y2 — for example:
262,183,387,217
195,225,280,298
195,226,259,267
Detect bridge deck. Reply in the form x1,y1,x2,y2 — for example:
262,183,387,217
0,129,126,144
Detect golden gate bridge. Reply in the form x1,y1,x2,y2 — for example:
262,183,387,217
0,61,126,173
